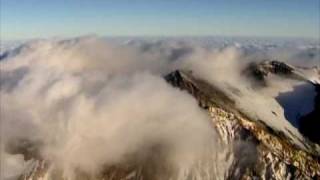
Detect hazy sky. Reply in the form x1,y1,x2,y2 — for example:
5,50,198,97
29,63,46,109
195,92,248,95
1,0,319,40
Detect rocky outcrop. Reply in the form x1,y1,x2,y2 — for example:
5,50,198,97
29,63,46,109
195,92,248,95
243,60,308,86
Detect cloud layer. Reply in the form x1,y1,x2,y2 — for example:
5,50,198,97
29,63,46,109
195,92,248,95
0,36,319,179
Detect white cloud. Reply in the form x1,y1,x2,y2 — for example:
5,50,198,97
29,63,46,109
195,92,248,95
0,36,318,179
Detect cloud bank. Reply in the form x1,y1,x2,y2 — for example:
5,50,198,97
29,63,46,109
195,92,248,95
0,36,319,179
0,37,221,180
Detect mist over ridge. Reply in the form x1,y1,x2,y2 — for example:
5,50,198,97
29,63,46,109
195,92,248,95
0,36,319,180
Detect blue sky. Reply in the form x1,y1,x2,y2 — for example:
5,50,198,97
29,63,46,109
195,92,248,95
1,0,319,40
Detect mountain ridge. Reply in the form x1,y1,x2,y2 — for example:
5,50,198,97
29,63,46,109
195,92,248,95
13,61,320,180
165,69,320,179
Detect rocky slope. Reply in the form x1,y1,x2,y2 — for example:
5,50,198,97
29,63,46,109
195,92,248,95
243,60,320,145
